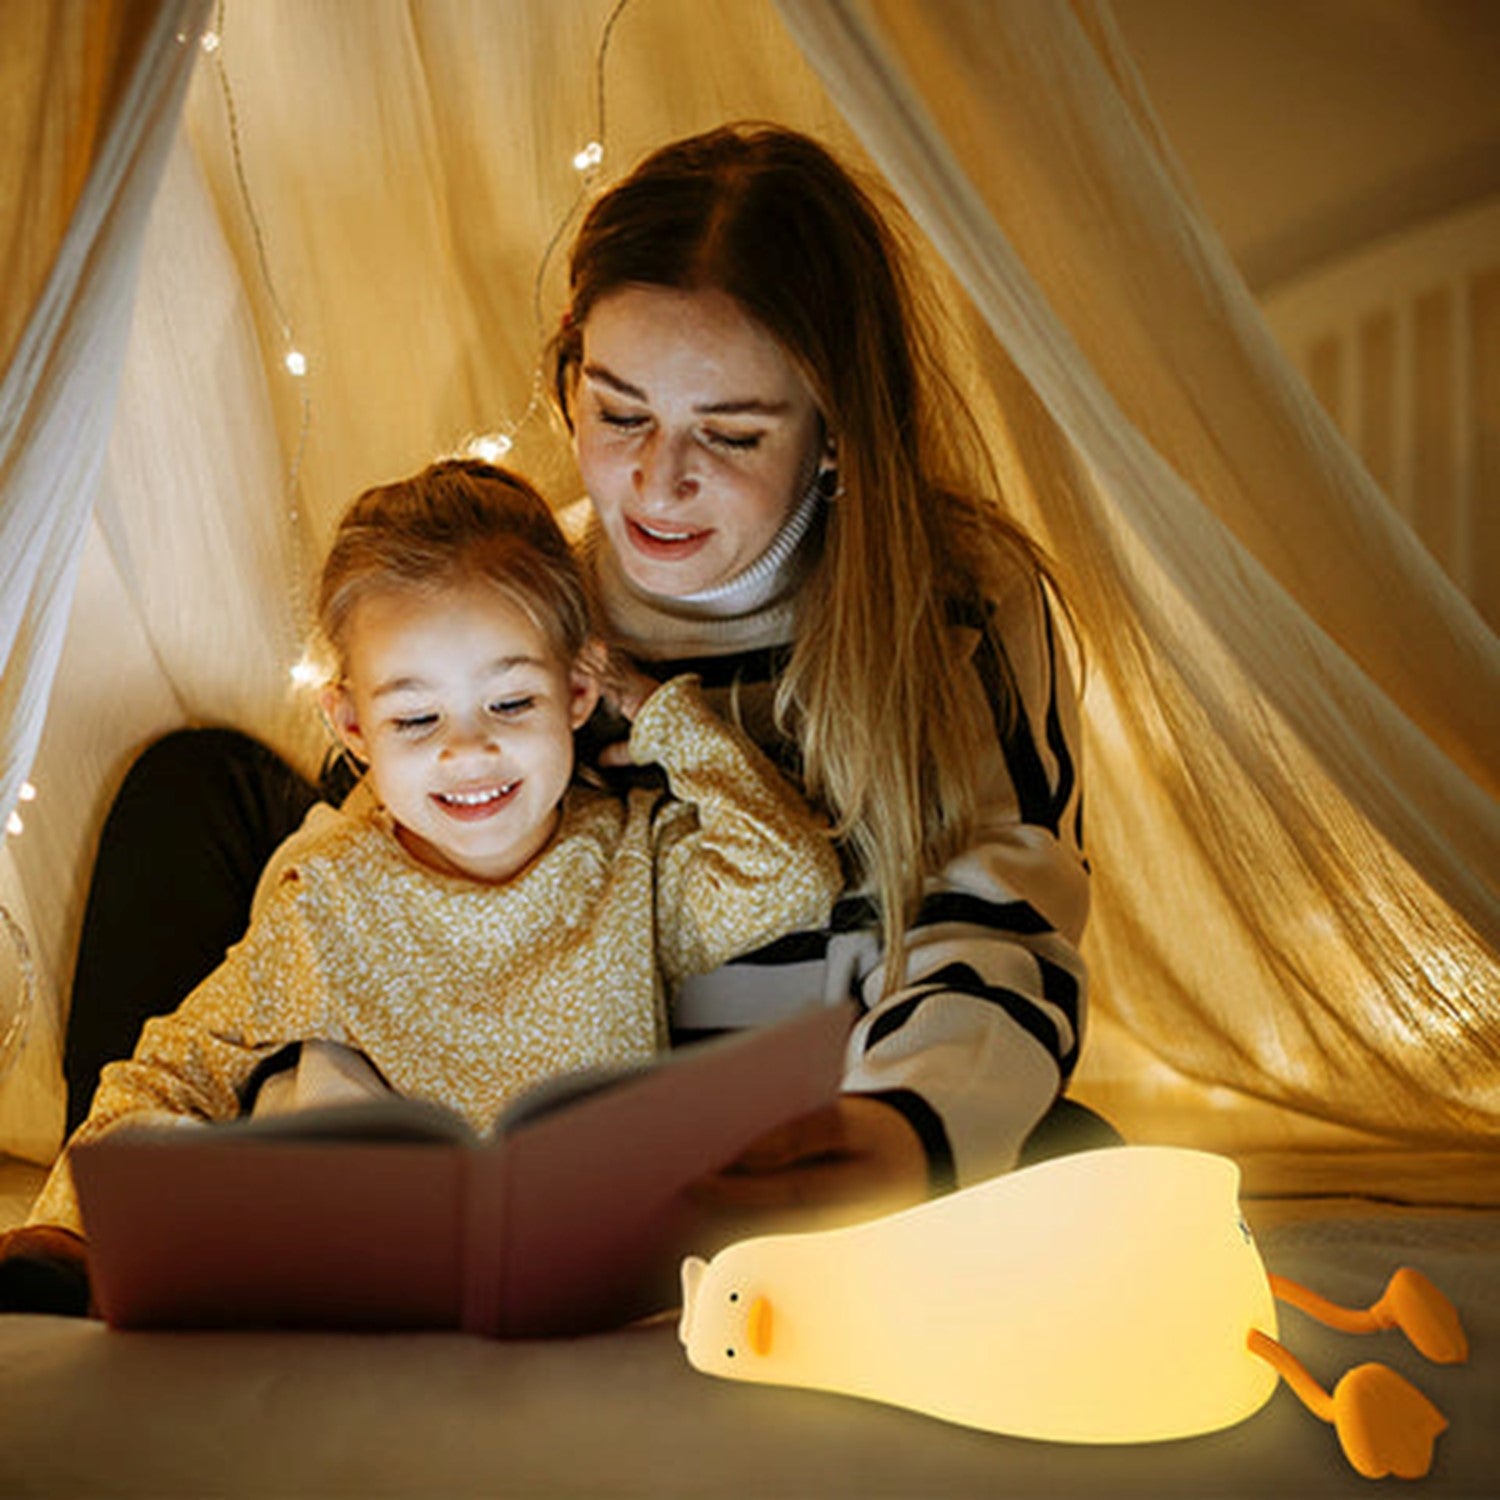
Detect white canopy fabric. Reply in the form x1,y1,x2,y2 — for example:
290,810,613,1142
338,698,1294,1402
1,0,1495,1170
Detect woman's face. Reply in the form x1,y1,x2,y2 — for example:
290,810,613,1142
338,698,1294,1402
572,285,825,597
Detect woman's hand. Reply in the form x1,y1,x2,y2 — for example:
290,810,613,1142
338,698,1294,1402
691,1096,931,1237
0,1223,92,1316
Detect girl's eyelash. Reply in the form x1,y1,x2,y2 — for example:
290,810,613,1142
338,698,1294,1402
599,408,647,429
705,430,762,452
389,699,533,732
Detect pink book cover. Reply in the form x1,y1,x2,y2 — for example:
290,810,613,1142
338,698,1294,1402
71,1001,855,1337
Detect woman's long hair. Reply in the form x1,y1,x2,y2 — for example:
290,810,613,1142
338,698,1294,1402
552,124,1052,975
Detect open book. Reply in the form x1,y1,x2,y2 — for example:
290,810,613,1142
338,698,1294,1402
70,1001,855,1338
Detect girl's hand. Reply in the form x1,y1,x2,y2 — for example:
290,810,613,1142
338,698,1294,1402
601,658,657,724
690,1096,931,1235
583,643,659,767
0,1223,92,1315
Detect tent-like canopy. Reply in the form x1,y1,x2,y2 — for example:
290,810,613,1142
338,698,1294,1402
1,0,1496,1183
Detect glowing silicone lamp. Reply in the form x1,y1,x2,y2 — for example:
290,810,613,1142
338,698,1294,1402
680,1146,1467,1477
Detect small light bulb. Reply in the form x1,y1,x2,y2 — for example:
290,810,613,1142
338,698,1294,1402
284,349,308,378
18,782,36,802
5,812,21,838
469,434,513,464
200,30,222,54
573,141,604,172
289,657,321,687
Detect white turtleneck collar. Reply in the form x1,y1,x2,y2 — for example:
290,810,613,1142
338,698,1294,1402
667,475,824,618
562,478,827,659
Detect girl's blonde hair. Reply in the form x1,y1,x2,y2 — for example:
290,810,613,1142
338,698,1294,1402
318,459,592,676
551,124,1053,968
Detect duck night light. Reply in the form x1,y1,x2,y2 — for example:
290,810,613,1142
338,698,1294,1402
679,1147,1468,1479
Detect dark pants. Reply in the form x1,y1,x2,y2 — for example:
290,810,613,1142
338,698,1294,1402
63,730,323,1133
61,729,1122,1159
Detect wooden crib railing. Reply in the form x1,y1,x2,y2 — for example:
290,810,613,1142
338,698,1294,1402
1261,197,1500,629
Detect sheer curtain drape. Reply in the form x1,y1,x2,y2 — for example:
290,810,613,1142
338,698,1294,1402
1,0,1495,1169
0,0,209,1155
775,0,1499,1147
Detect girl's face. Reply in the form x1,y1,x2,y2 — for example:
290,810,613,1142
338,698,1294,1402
325,578,598,883
573,286,826,597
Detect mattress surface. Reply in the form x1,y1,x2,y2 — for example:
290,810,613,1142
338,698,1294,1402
0,1189,1494,1498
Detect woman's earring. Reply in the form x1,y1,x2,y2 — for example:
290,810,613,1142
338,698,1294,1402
815,466,844,501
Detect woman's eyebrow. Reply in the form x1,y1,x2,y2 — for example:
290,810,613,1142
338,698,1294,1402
582,363,647,401
696,396,791,417
582,362,789,417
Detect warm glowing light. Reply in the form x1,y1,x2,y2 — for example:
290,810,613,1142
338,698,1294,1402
18,783,35,802
5,812,21,838
468,433,514,464
573,141,604,172
288,656,321,687
284,349,308,377
681,1147,1468,1476
681,1147,1279,1444
200,30,222,54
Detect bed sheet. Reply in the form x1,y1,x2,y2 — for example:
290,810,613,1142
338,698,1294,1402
0,1173,1494,1499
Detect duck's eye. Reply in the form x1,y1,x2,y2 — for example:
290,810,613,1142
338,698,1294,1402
729,1292,739,1303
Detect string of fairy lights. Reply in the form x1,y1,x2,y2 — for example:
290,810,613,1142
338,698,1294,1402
436,12,626,486
285,0,629,678
1,0,634,1062
199,0,315,651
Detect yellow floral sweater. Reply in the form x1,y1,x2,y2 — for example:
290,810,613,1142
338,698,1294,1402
31,676,840,1235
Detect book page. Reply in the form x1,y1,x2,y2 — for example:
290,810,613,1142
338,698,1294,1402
472,1000,856,1337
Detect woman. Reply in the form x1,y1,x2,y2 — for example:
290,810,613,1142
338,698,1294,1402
548,124,1101,1217
49,123,1108,1263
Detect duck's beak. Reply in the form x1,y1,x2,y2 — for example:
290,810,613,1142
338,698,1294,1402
746,1295,773,1357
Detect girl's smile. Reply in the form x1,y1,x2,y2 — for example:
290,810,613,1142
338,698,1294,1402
431,779,521,820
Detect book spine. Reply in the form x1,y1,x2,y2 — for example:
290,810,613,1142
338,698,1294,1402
459,1144,508,1335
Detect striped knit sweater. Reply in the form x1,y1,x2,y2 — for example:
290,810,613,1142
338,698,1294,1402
563,492,1090,1191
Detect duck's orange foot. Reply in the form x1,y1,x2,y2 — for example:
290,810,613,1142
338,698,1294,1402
1377,1268,1469,1364
1332,1362,1448,1480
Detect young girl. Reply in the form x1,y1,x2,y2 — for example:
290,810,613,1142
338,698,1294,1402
1,459,840,1308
